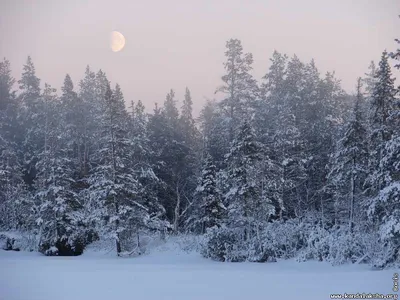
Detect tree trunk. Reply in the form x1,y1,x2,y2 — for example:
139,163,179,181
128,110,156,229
114,196,121,256
136,229,141,255
115,236,121,256
349,158,355,233
173,182,181,233
160,228,166,241
320,195,324,228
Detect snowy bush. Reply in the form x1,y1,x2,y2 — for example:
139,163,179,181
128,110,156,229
200,217,379,266
297,225,330,262
174,234,204,253
0,232,21,251
38,226,98,256
201,226,247,262
259,220,308,260
366,221,400,269
325,228,368,265
0,231,39,252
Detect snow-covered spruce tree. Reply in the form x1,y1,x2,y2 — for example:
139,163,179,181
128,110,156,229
326,78,368,231
363,61,378,118
34,84,84,256
203,120,275,262
275,55,309,218
198,100,230,169
194,154,226,233
364,50,399,268
147,90,192,233
180,87,200,147
257,50,288,144
163,89,194,233
365,51,397,198
224,120,274,240
18,56,42,188
285,57,344,225
389,15,400,72
78,65,97,178
0,58,28,231
147,103,170,214
258,51,306,219
299,60,330,223
365,36,400,268
179,88,202,231
88,83,147,256
95,70,109,115
129,100,168,238
60,74,97,250
61,74,85,180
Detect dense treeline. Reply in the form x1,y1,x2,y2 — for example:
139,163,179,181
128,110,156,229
0,30,399,267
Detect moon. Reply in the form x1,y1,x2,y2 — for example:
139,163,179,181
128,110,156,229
110,31,126,52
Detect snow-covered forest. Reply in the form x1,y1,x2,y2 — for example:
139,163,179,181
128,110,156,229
1,30,399,270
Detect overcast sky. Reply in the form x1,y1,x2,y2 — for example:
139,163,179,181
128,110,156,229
1,0,399,115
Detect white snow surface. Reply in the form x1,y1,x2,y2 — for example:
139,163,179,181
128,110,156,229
0,239,397,300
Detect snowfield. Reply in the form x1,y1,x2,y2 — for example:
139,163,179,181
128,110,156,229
0,245,397,300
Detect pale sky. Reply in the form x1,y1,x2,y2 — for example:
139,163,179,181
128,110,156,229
1,0,399,115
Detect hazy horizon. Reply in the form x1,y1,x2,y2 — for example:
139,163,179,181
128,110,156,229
1,0,399,115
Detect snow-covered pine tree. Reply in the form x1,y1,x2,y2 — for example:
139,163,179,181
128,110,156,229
89,83,146,256
327,78,368,231
216,39,259,143
195,154,226,233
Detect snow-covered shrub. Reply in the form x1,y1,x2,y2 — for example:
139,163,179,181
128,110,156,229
45,246,59,256
39,237,82,256
0,231,39,252
0,232,21,251
294,223,373,266
247,238,271,262
38,225,98,256
365,215,400,268
297,225,333,262
174,233,204,253
200,217,382,266
201,226,246,262
325,227,367,265
258,219,308,260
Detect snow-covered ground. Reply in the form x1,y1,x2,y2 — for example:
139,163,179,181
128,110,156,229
0,242,397,300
